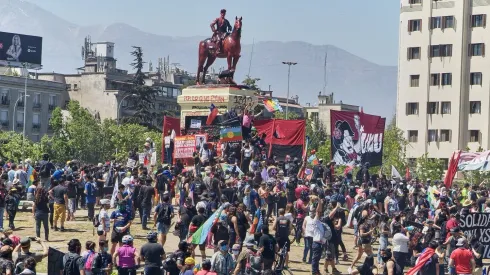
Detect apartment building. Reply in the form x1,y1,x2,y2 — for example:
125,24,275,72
397,0,490,167
0,73,68,141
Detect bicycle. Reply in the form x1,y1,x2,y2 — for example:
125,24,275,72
274,244,293,275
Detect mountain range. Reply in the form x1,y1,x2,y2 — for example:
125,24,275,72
0,0,397,119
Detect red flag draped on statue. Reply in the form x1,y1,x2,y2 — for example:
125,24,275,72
444,150,462,189
206,104,218,125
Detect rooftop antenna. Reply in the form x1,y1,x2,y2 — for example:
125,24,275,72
323,50,327,94
247,38,255,76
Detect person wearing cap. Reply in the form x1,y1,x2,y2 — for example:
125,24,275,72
181,257,195,275
449,238,475,275
197,259,218,275
233,236,257,275
210,240,234,275
140,231,165,275
12,236,48,265
97,199,111,242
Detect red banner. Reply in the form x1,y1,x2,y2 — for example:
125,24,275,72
330,110,385,167
174,135,195,159
254,119,306,160
162,116,180,163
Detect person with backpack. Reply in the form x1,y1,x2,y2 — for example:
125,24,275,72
273,208,292,269
233,236,259,275
258,226,277,271
190,207,207,261
38,154,55,190
153,194,174,247
210,240,235,275
61,239,85,275
310,194,325,275
113,235,140,275
91,240,112,275
5,188,19,230
138,177,155,230
32,185,50,241
84,175,97,222
81,241,97,275
96,199,111,242
16,257,36,275
12,237,48,273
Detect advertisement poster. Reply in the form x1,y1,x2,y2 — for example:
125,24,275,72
174,135,195,159
0,31,42,65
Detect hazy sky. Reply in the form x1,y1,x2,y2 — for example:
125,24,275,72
27,0,399,66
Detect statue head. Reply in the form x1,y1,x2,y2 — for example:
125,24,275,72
234,16,243,30
220,9,226,18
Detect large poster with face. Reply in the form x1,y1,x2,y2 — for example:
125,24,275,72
330,110,386,167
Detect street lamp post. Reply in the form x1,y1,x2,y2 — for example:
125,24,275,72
282,61,297,119
116,93,137,154
21,63,30,165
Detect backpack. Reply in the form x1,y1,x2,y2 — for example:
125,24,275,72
439,221,447,241
40,163,50,178
245,251,262,275
93,208,102,228
157,203,172,225
63,254,82,275
321,222,332,241
84,252,97,271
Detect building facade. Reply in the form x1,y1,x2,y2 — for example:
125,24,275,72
304,92,359,136
0,73,68,141
397,0,488,166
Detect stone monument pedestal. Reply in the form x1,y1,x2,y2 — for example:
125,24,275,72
177,84,258,129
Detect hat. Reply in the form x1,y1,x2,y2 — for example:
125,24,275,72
218,240,228,246
232,244,241,250
100,199,110,205
462,199,472,207
243,236,256,247
98,163,103,167
456,238,467,247
184,257,195,265
20,237,31,247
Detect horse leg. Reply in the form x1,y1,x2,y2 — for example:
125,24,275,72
203,55,217,83
232,55,241,71
197,43,207,84
227,54,233,71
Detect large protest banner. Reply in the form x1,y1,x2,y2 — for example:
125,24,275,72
330,110,386,167
460,213,490,258
174,135,195,159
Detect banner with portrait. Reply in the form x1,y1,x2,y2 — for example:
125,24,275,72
330,110,386,167
195,134,208,152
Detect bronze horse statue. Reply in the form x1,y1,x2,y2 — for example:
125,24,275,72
197,16,242,85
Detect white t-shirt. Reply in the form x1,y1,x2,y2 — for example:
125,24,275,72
284,213,294,224
98,208,110,232
164,136,171,148
304,216,316,238
242,148,253,158
392,232,409,253
312,217,324,244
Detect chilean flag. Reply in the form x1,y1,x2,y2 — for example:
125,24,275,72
206,104,218,125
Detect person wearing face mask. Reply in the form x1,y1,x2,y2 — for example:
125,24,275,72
380,248,404,275
91,240,113,275
231,244,241,261
210,240,235,275
110,202,133,255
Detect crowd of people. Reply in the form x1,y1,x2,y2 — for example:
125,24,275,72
0,133,489,275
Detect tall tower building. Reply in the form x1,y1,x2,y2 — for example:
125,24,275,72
397,0,488,167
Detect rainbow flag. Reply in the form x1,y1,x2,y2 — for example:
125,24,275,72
188,202,230,244
220,126,242,142
308,155,319,165
263,98,283,112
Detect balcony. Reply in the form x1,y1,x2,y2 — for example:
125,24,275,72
17,101,24,108
32,124,40,132
0,121,8,127
48,104,56,111
0,98,9,106
16,122,23,128
33,102,41,109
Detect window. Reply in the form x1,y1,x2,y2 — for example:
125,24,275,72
47,114,52,131
408,0,421,3
441,158,449,169
408,19,422,32
430,73,440,86
410,75,420,87
158,103,165,110
470,101,481,114
428,130,438,142
441,102,451,114
32,135,40,142
441,73,452,85
16,111,23,124
470,130,481,142
406,102,419,115
49,95,57,106
470,72,483,85
408,130,418,142
472,14,486,28
73,84,78,90
430,17,442,29
470,43,485,56
32,113,40,127
407,47,421,60
33,93,41,108
443,16,454,29
430,44,452,57
121,99,128,107
440,130,451,142
427,102,439,114
0,110,7,123
0,89,8,105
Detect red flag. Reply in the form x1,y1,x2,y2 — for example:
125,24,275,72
405,166,410,180
444,150,461,189
406,248,436,275
206,104,218,125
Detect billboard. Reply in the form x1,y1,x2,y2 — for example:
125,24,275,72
0,31,42,67
330,110,386,167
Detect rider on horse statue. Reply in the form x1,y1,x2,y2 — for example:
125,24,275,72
210,9,232,55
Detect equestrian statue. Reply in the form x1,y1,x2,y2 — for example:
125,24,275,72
197,9,242,85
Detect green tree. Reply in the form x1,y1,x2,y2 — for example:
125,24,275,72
379,116,408,175
127,46,158,125
416,153,444,180
316,138,331,163
273,112,300,120
242,75,261,90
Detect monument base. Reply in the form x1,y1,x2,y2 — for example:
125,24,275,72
177,84,258,130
